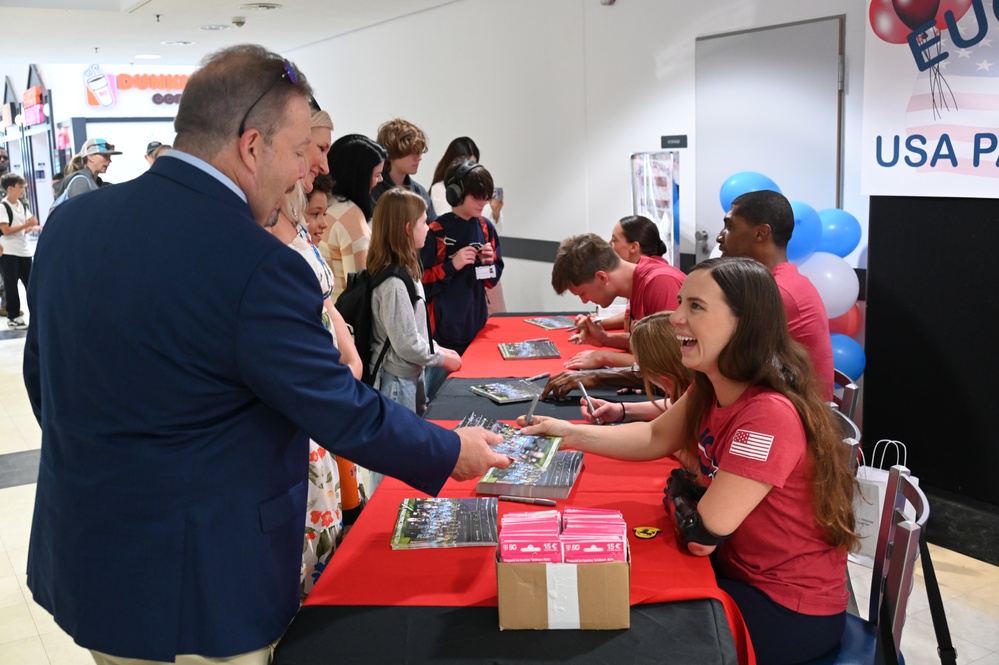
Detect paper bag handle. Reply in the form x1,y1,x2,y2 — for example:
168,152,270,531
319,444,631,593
872,438,907,469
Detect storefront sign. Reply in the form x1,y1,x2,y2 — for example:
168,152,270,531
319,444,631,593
862,0,999,197
85,64,188,108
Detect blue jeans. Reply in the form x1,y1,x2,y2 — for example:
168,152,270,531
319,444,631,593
424,364,451,402
378,369,419,412
370,370,422,494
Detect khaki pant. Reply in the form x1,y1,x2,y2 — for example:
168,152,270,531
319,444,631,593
91,643,274,665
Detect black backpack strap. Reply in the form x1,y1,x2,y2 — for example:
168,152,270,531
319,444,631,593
368,266,427,381
1,200,12,225
370,340,393,386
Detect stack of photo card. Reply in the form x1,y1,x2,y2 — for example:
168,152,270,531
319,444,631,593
478,450,583,500
389,497,499,550
497,338,561,360
498,508,628,563
457,412,561,469
499,510,563,563
523,316,578,330
468,379,541,404
561,507,628,564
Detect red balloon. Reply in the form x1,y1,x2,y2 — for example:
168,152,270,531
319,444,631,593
829,304,863,338
935,0,973,29
893,0,941,30
870,0,912,43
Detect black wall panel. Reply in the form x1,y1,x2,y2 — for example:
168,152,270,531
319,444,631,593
865,196,999,506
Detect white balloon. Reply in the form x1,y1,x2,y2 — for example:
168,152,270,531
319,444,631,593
796,252,859,318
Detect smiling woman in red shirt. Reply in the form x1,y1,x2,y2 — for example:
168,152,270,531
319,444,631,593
521,256,858,665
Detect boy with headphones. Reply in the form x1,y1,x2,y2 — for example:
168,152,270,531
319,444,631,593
420,159,503,394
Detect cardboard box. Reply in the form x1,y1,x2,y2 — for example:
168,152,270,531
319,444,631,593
496,548,630,630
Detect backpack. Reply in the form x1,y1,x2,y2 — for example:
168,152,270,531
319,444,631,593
1,200,11,225
48,172,95,215
335,265,431,386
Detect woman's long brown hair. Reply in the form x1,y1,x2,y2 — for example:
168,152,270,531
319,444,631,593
683,257,859,551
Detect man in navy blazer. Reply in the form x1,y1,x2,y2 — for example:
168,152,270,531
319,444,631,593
23,45,508,664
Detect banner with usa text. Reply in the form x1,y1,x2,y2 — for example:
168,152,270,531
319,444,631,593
863,0,999,197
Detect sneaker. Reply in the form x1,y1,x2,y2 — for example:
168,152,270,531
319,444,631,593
7,317,26,330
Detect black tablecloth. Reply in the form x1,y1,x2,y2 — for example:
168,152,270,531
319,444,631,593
273,600,739,664
424,378,649,422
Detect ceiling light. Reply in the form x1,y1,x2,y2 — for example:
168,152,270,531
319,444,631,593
239,3,282,10
201,24,232,31
134,54,161,60
161,40,195,46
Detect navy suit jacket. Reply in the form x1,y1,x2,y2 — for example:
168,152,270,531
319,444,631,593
23,155,460,660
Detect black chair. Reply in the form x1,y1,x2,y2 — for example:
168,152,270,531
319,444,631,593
807,465,927,665
833,369,860,420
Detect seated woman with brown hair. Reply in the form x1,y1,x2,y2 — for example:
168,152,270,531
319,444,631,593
521,256,858,665
578,311,693,424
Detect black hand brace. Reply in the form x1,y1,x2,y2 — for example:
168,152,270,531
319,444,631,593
663,468,728,548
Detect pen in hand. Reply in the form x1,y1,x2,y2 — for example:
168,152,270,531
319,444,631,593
577,381,603,425
525,393,541,426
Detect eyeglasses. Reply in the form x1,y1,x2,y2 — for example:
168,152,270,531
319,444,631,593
237,59,300,137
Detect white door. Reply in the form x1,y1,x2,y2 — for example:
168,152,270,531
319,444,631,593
694,17,844,262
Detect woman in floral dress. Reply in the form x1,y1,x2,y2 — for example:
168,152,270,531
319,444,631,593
270,164,361,599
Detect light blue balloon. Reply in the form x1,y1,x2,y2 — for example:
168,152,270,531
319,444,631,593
830,333,866,381
787,200,823,263
816,208,862,258
719,172,781,212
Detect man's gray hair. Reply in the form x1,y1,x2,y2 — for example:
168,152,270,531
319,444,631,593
174,44,313,158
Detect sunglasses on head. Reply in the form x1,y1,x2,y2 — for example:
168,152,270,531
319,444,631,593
237,59,300,137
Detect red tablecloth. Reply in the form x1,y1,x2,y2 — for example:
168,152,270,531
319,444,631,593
449,314,586,379
305,317,755,664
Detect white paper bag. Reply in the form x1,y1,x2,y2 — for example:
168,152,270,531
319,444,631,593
849,440,919,567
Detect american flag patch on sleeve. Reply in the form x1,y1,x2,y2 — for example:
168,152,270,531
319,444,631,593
730,429,774,461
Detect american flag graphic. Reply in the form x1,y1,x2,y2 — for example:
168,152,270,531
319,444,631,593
730,429,774,462
905,9,999,177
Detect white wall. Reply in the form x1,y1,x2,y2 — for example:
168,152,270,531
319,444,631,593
289,0,870,312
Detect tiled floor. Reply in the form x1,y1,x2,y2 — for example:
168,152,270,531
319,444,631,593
1,333,998,664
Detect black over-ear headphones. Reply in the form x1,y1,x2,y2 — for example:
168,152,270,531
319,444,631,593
444,161,484,207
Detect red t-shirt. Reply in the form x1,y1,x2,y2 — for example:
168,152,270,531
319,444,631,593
696,385,848,616
630,256,685,322
771,262,835,399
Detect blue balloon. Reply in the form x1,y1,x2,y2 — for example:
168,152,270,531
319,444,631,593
787,200,823,263
719,172,781,212
816,208,862,258
830,333,866,381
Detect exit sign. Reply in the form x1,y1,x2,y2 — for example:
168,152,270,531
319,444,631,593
661,135,687,149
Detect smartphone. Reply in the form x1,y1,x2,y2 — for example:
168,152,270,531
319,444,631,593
492,187,504,201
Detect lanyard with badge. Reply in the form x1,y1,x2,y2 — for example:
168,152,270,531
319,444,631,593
471,221,497,281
